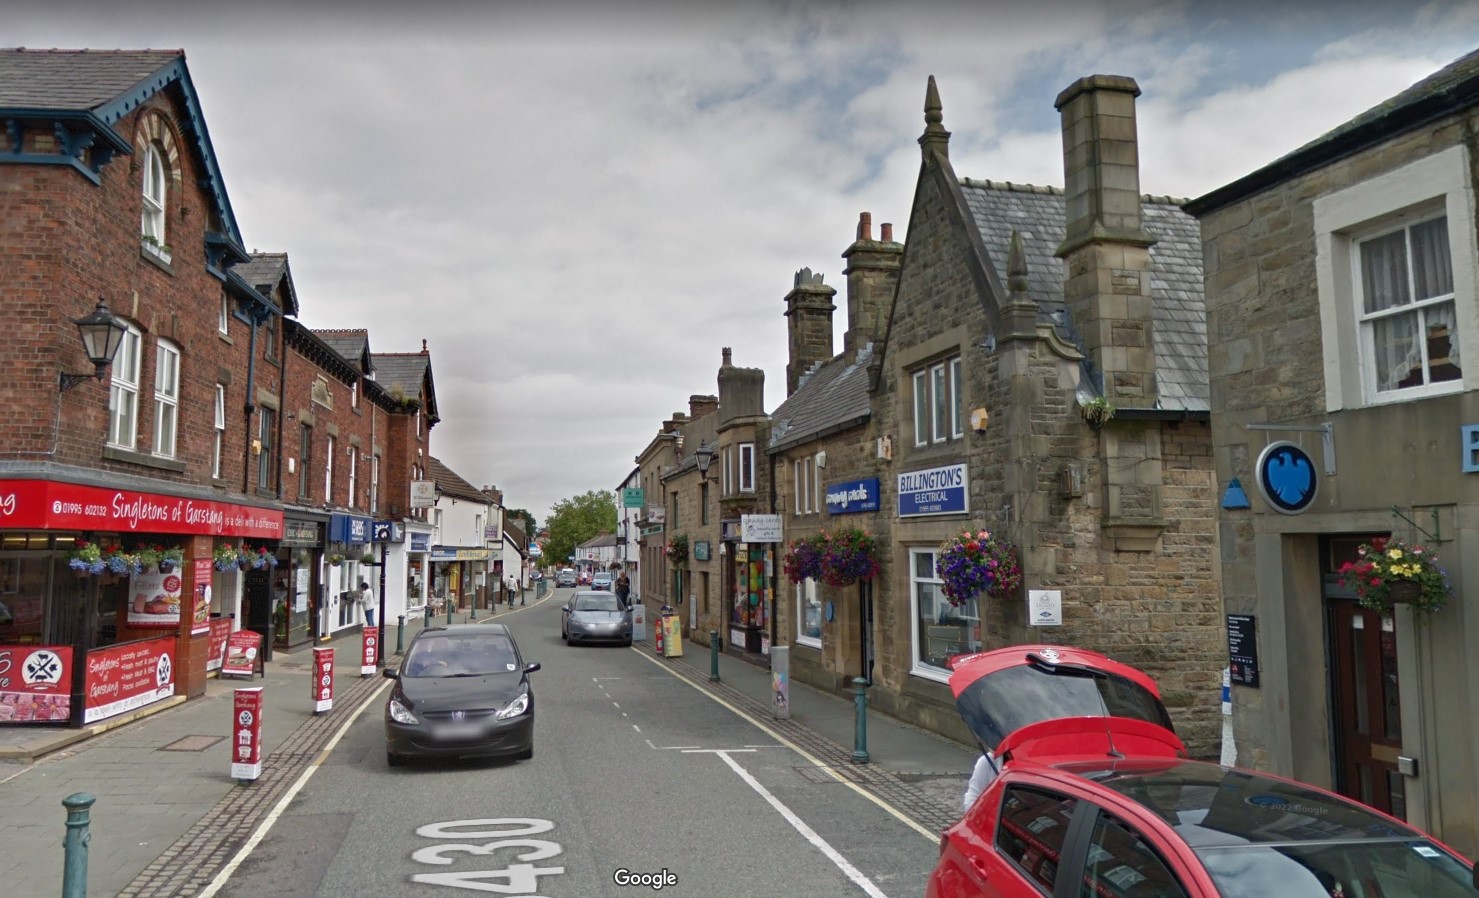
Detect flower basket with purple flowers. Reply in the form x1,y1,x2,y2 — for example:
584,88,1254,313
936,529,1022,606
782,534,825,584
818,527,879,588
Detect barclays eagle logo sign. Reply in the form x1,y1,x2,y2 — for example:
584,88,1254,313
1256,441,1318,515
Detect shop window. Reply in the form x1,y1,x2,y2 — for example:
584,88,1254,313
212,385,225,479
107,323,142,450
152,339,180,458
912,355,963,446
911,548,980,680
796,578,820,647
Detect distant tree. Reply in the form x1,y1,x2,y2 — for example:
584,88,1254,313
543,490,617,566
504,507,537,534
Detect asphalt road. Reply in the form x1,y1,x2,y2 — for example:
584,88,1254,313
211,587,940,898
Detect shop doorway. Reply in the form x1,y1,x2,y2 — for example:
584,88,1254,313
1325,536,1405,820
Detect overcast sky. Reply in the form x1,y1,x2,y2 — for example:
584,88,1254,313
11,0,1479,522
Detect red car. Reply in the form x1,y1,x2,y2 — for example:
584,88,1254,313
928,645,1478,898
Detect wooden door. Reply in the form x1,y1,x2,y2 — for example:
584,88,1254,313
1329,600,1405,819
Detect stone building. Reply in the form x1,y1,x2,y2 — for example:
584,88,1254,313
1185,49,1479,851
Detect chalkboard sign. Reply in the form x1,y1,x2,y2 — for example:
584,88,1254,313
1226,614,1259,687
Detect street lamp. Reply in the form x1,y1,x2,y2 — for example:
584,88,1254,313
694,440,715,482
59,299,128,392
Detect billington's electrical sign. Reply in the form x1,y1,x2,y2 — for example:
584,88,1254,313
826,478,880,515
897,464,968,517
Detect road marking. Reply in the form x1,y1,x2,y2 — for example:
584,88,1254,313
634,649,938,843
631,724,641,733
643,739,700,750
611,702,620,709
680,748,756,754
712,749,890,898
196,678,392,898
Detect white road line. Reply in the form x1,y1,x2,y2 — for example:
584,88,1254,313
643,739,700,750
634,649,938,843
196,679,392,898
713,750,891,898
632,725,641,733
681,748,756,754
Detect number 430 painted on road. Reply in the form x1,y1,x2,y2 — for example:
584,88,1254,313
411,818,564,894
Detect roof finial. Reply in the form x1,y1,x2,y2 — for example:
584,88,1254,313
1007,228,1029,295
421,339,428,354
919,75,951,159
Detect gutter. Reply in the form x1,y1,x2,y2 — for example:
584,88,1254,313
1110,408,1210,423
767,413,870,456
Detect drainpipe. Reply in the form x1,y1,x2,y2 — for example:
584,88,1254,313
768,445,778,662
241,317,259,495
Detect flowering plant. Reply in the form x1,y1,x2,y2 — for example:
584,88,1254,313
818,527,879,588
243,546,278,569
783,534,825,584
1338,536,1450,615
936,529,1023,606
67,540,106,574
213,543,245,571
664,535,689,568
160,546,184,569
100,544,142,576
136,544,163,568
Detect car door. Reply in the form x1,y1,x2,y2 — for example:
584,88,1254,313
1073,806,1207,898
959,783,1085,898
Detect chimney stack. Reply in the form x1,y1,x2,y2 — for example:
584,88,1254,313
783,268,836,396
1053,74,1157,407
688,394,719,420
842,211,903,358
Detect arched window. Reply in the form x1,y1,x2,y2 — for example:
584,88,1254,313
141,143,167,246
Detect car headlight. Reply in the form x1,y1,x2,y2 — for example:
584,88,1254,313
388,696,419,724
496,692,530,720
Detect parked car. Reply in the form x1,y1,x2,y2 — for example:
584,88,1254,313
383,623,539,766
560,590,633,646
591,572,613,591
927,645,1478,898
555,569,577,588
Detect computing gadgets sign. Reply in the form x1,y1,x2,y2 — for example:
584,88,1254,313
1255,441,1317,515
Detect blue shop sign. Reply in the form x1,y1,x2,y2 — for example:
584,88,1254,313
897,463,969,518
409,532,431,553
328,513,373,544
371,520,405,543
826,477,880,515
1255,441,1318,515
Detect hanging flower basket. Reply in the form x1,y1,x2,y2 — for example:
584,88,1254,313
328,553,344,567
664,535,689,568
214,544,245,571
936,529,1023,606
1338,536,1449,616
782,534,825,584
160,547,184,573
136,544,163,570
818,527,880,588
67,540,106,575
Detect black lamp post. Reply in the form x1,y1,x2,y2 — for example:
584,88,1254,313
60,299,128,392
694,440,715,482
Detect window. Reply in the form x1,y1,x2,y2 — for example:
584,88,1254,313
348,447,358,509
219,295,230,335
913,355,963,445
107,324,142,449
722,445,733,496
152,340,180,457
1078,813,1188,898
1314,145,1476,409
670,490,679,529
141,143,166,245
794,459,810,515
371,454,380,513
298,424,312,499
256,408,274,489
796,578,821,647
263,312,278,362
325,435,335,504
700,482,709,525
738,442,755,493
351,379,359,410
994,787,1079,895
911,548,980,679
415,407,422,440
212,385,225,479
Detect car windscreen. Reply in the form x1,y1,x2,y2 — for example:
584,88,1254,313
404,634,519,677
574,595,620,612
1196,840,1477,898
955,663,1172,752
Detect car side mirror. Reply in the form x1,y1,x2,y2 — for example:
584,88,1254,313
524,662,541,674
382,668,399,680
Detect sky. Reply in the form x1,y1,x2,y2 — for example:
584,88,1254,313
11,0,1479,523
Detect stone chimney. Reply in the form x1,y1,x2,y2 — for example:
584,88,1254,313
842,212,903,358
662,412,689,434
1053,74,1157,407
784,268,836,396
688,394,718,420
717,349,766,427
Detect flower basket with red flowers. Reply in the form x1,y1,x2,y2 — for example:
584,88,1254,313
664,535,689,569
783,534,825,584
1338,536,1449,616
818,527,880,588
67,540,106,575
936,529,1022,606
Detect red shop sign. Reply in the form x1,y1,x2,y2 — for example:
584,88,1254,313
221,631,262,678
0,644,73,724
361,626,379,676
232,687,264,781
313,646,334,713
83,636,175,724
206,619,232,672
0,479,282,539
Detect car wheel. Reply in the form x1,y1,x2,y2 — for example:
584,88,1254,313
388,751,403,767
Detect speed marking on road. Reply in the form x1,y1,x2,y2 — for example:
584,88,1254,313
411,818,565,893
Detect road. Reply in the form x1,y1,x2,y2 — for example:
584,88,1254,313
210,587,941,898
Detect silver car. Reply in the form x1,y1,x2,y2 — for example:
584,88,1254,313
561,590,632,646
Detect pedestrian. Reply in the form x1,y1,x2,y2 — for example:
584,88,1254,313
358,580,375,627
615,573,631,607
962,749,999,813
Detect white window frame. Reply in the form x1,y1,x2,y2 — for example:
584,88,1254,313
912,355,963,446
951,357,964,438
152,339,180,458
814,455,824,512
107,323,142,450
913,370,929,446
722,446,733,496
738,442,755,493
796,577,821,648
351,379,359,410
219,295,230,335
348,446,358,509
371,454,380,513
325,435,336,504
256,407,274,489
794,459,809,515
1315,144,1479,410
141,143,166,246
212,384,225,478
910,547,980,683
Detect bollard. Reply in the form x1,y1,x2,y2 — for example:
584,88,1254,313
470,598,477,621
709,629,721,682
851,677,870,764
396,614,405,655
62,792,95,898
447,599,453,625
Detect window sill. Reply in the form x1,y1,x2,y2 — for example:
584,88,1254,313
217,331,233,345
102,445,187,473
795,635,822,650
140,244,174,274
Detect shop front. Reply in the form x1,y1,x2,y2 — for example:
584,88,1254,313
275,516,325,650
406,529,431,617
430,546,490,613
0,478,282,727
721,517,777,657
324,513,373,638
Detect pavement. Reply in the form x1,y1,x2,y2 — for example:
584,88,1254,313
0,587,978,896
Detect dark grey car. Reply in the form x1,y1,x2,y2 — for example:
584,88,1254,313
561,590,632,646
383,624,539,766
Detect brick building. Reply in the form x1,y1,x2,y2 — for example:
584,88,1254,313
1187,49,1479,851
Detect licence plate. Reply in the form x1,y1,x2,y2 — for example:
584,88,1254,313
433,722,482,740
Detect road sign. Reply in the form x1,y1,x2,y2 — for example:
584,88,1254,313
622,488,644,508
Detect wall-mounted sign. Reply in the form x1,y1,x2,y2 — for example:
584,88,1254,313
0,479,282,538
622,488,645,508
84,636,176,723
430,547,491,562
1028,590,1062,627
410,481,437,509
646,506,666,524
372,521,405,543
1226,614,1260,687
693,540,711,561
281,518,322,547
1462,425,1479,473
826,477,880,515
1255,441,1318,515
897,463,969,517
741,514,783,543
329,514,372,544
409,532,431,553
0,645,72,723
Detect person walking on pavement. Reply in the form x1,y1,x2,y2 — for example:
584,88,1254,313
615,573,631,607
962,748,999,813
358,580,375,627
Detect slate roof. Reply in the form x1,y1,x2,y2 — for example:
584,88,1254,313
233,254,286,290
316,329,371,372
371,352,438,422
768,343,874,453
427,456,486,503
0,48,180,108
577,533,618,549
504,522,527,553
958,179,1208,412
